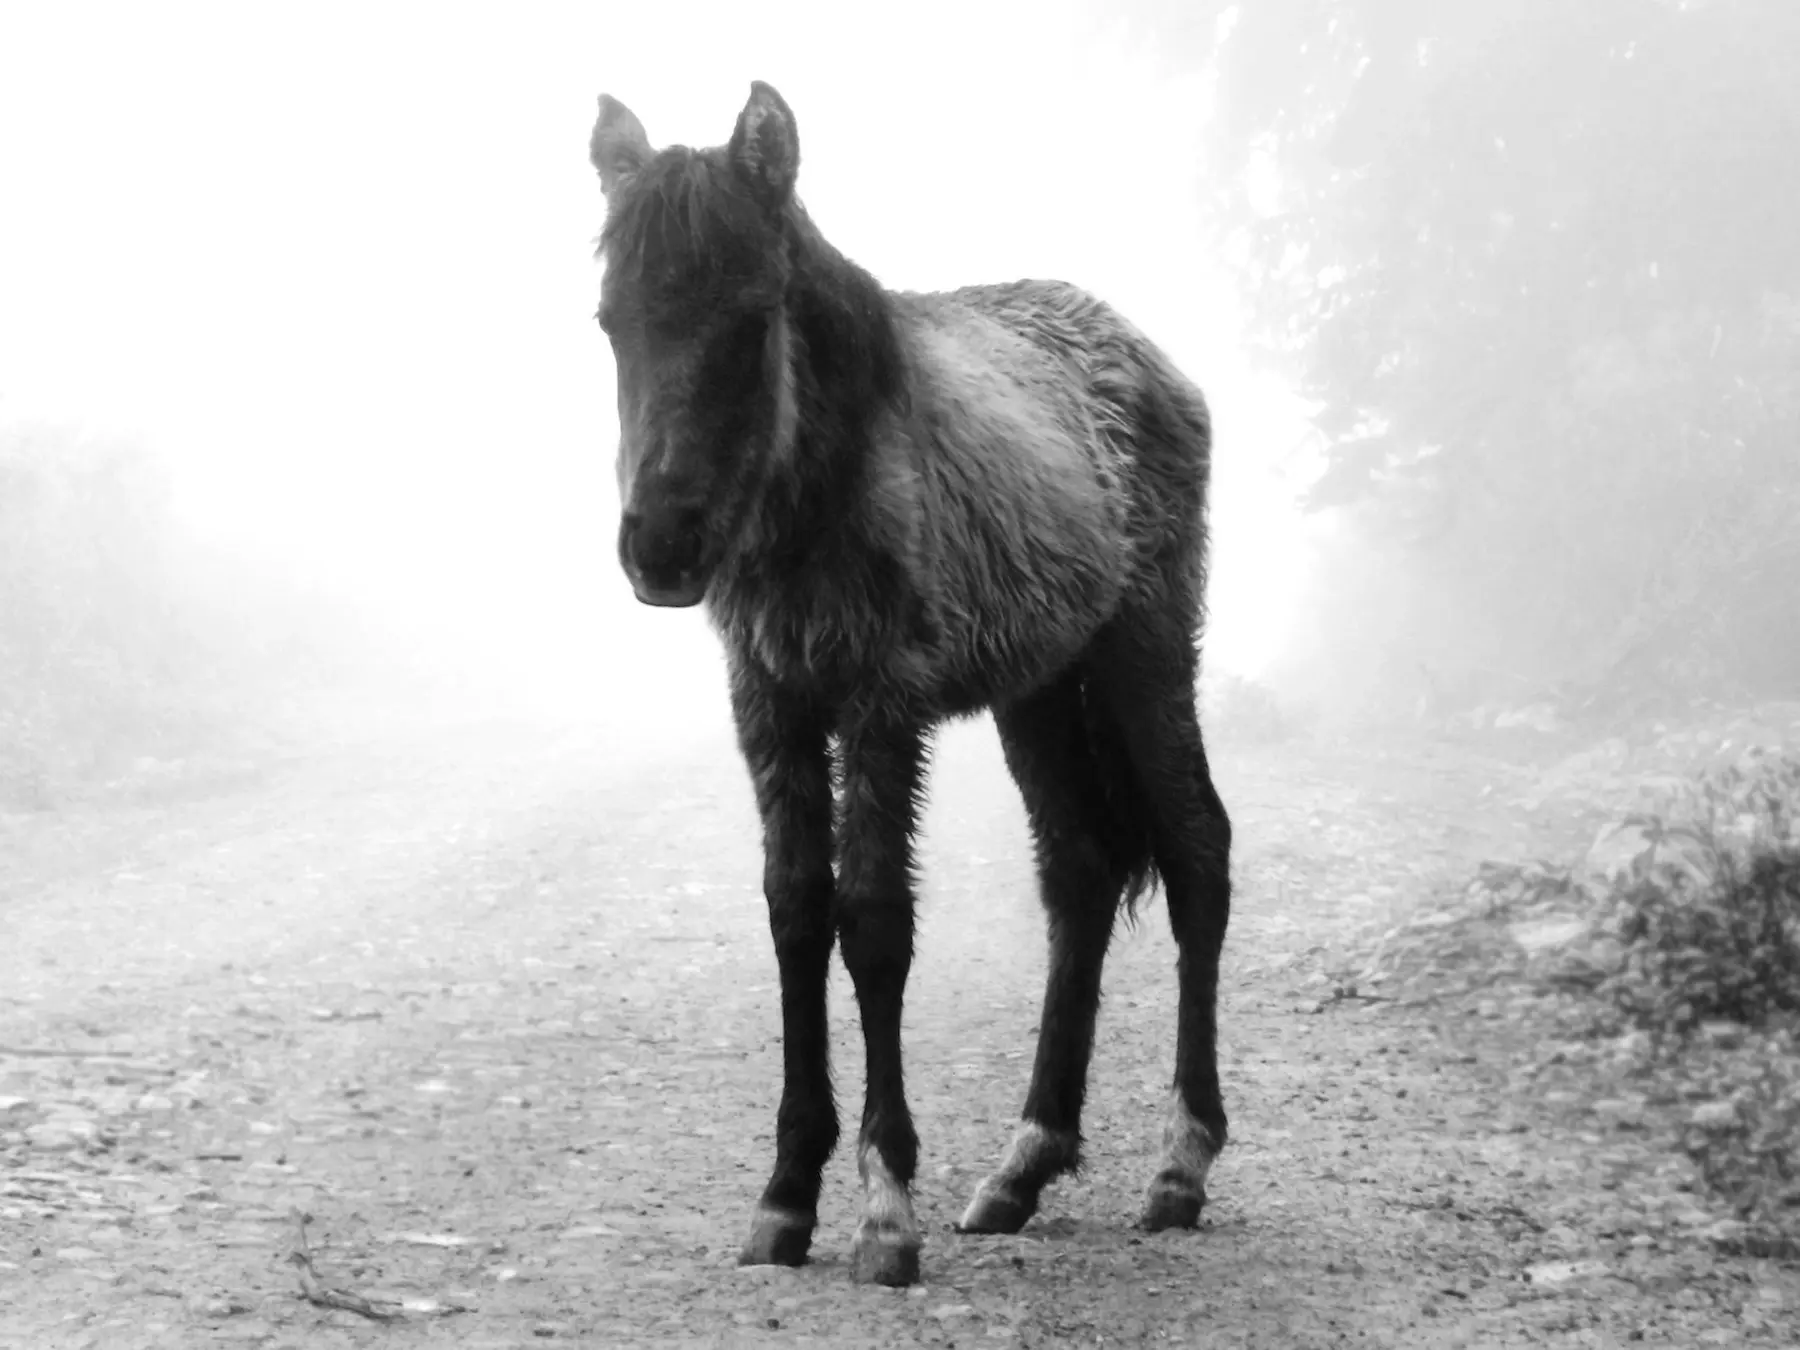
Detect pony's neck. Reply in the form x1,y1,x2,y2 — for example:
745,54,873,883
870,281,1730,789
733,205,905,569
782,205,906,456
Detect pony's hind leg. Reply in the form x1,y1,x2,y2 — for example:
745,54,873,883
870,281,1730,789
959,671,1132,1234
1092,618,1232,1231
835,711,928,1286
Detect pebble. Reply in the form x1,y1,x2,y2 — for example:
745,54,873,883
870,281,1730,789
188,1294,251,1318
1698,1021,1745,1049
210,1321,275,1343
1542,1225,1583,1251
1689,1101,1738,1130
1525,1259,1608,1287
26,1118,96,1150
56,1247,103,1262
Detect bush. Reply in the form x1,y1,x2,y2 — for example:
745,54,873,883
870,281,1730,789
1202,672,1302,744
1597,755,1800,1035
1378,744,1800,1248
1580,751,1800,1246
1678,1031,1800,1240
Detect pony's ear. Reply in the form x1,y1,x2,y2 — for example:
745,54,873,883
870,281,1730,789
728,81,799,209
591,94,652,197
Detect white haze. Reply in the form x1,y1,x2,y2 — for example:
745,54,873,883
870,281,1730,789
0,0,1313,740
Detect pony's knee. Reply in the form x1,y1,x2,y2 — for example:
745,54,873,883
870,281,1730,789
835,897,916,980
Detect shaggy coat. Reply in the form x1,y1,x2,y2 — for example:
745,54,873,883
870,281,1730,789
590,81,1231,1288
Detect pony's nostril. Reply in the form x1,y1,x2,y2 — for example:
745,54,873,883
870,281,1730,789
660,515,705,574
622,506,707,583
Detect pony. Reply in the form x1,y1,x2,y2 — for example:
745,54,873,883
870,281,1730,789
588,81,1233,1287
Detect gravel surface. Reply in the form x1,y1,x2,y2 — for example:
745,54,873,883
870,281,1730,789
2,707,1795,1347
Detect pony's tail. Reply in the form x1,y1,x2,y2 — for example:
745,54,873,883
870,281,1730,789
1078,678,1160,922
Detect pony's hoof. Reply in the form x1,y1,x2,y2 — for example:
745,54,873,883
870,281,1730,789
739,1206,815,1267
850,1228,920,1286
956,1182,1034,1235
1139,1177,1206,1232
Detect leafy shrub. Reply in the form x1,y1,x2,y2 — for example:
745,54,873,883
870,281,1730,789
1585,752,1800,1247
1598,755,1800,1035
1678,1030,1800,1240
1389,745,1800,1247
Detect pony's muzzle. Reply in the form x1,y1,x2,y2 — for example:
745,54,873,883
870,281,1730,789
618,506,711,607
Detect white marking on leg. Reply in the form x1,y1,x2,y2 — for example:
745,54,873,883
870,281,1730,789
1160,1092,1220,1193
857,1144,919,1240
749,1202,812,1232
994,1120,1078,1187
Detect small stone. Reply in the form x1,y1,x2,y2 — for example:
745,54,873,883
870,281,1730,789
1509,917,1589,954
1525,1259,1607,1287
1699,1021,1745,1050
1707,1219,1750,1246
26,1119,95,1150
210,1320,275,1343
134,1094,175,1112
1689,1102,1739,1130
932,1304,975,1320
56,1247,103,1262
188,1294,246,1318
1542,1225,1583,1251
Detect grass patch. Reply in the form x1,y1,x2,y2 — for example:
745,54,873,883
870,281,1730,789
1371,744,1800,1253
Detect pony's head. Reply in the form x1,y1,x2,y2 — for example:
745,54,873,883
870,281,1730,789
590,82,802,608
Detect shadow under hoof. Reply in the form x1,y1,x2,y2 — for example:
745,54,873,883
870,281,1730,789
1139,1180,1206,1232
739,1209,815,1267
850,1231,921,1286
956,1184,1035,1235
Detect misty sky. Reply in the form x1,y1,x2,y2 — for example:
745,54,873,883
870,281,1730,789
0,0,1313,677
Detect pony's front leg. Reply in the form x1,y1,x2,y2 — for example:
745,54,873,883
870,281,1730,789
835,713,926,1286
731,667,839,1268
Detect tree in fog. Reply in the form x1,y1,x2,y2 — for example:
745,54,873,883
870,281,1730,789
1125,0,1800,709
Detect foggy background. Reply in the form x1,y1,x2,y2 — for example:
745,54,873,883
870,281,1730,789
3,0,1796,802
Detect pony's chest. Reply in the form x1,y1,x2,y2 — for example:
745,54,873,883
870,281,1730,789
715,572,934,705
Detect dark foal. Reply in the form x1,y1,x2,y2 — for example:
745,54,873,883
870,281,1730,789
588,81,1232,1287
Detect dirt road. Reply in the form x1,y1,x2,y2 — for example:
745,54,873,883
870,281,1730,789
2,705,1794,1346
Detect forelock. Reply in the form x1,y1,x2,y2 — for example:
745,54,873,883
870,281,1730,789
599,147,777,292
